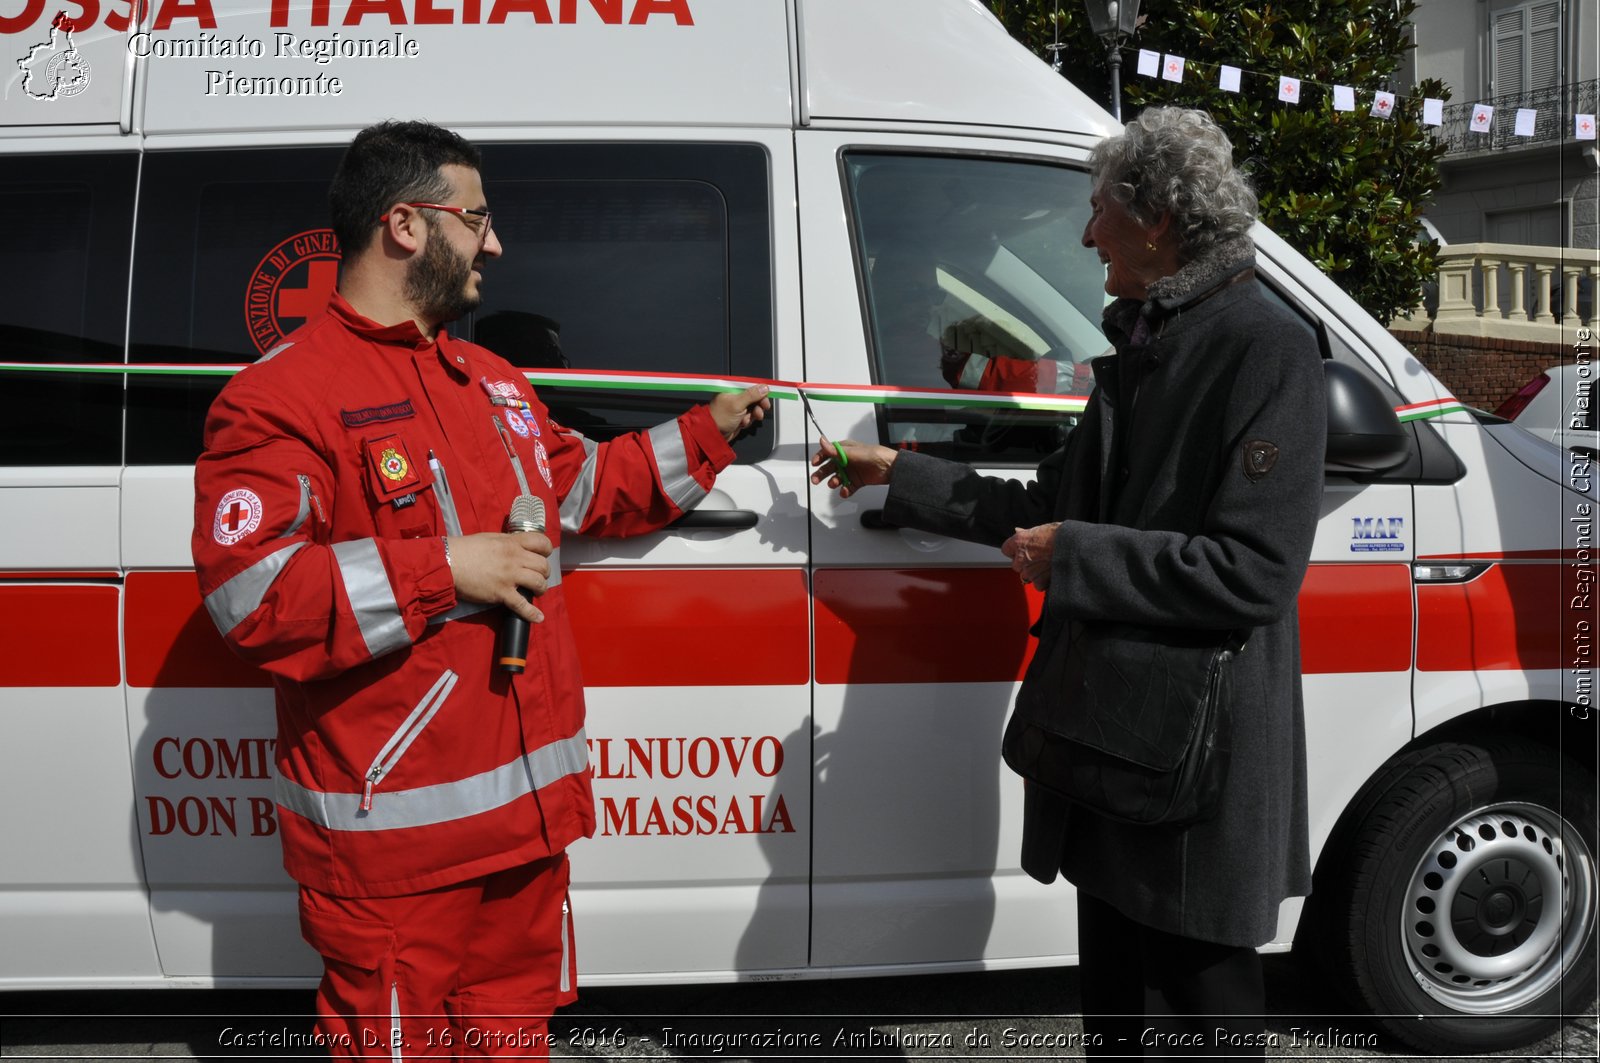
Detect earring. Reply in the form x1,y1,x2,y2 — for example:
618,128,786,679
1145,240,1158,251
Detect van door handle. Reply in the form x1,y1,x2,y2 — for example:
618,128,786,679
669,509,760,530
860,509,900,530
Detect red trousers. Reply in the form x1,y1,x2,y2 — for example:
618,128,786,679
297,854,577,1060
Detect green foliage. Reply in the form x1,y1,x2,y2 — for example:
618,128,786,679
986,0,1450,324
986,1,1110,104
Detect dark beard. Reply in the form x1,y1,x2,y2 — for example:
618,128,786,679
404,231,479,325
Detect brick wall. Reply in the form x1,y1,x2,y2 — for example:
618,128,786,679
1389,330,1573,411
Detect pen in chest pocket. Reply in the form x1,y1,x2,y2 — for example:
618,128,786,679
491,413,535,497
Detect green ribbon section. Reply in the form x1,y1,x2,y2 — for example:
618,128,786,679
0,361,1462,420
1397,404,1469,422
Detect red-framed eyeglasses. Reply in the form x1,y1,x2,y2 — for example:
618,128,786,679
379,202,493,241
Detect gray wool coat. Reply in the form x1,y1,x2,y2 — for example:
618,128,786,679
882,240,1326,947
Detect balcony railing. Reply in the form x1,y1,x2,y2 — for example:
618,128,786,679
1393,242,1599,340
1434,79,1599,155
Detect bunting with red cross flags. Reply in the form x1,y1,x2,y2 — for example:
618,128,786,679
1134,50,1593,147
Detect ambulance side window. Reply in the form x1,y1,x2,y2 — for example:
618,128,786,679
128,148,344,465
474,143,774,464
843,152,1108,466
124,144,772,465
0,153,134,466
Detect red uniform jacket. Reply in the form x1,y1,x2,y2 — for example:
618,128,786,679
192,294,735,897
941,349,1094,395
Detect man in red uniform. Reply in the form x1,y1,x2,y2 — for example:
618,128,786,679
191,121,769,1058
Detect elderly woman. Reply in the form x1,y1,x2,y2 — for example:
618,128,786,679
812,107,1326,1055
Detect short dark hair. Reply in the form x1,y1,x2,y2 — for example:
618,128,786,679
330,120,483,258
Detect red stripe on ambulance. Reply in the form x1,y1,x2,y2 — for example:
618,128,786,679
1417,563,1573,671
15,561,1560,687
125,572,268,688
1297,563,1413,674
118,568,811,689
814,569,1043,685
815,563,1419,685
561,569,809,686
0,584,120,687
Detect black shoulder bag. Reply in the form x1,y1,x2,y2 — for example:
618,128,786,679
1001,621,1246,826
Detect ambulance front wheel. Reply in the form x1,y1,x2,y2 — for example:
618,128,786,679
1316,737,1597,1054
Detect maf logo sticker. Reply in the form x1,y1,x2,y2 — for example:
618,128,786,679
1351,516,1406,553
245,230,342,357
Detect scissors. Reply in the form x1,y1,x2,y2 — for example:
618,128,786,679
798,390,851,490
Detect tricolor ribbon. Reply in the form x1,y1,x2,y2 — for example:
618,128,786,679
1394,397,1470,423
0,361,1462,422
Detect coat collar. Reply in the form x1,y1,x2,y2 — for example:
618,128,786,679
1100,236,1257,349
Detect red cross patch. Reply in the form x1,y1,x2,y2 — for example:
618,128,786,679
213,488,264,547
365,434,422,498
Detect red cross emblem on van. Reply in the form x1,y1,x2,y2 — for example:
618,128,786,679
244,229,342,357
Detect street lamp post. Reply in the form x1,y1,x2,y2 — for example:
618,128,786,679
1083,0,1142,121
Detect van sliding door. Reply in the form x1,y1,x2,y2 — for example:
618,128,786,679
120,137,812,983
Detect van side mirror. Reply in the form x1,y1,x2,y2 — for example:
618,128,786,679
1324,360,1409,475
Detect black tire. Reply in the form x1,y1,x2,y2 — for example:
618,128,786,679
1314,737,1598,1053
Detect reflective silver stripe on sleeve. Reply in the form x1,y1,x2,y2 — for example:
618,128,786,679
426,548,561,626
428,599,495,625
556,433,600,533
648,420,707,511
1047,360,1076,395
259,341,294,363
275,729,590,831
957,353,989,390
203,541,308,635
279,475,313,539
333,538,410,659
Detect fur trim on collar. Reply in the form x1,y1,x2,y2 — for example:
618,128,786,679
1145,236,1256,305
1099,235,1257,347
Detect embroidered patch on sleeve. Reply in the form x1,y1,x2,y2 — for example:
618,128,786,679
213,488,264,546
1243,440,1280,481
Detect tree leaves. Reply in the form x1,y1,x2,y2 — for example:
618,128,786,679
986,0,1447,324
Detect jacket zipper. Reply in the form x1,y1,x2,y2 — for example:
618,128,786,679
559,894,571,993
280,474,325,538
390,980,404,1063
361,670,459,811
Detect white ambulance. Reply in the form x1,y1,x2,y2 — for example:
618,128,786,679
0,0,1594,1053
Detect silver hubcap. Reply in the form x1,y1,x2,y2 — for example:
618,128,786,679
1402,802,1596,1012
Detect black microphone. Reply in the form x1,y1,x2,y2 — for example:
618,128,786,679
496,494,546,674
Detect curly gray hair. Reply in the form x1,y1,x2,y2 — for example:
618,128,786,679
1088,106,1257,259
